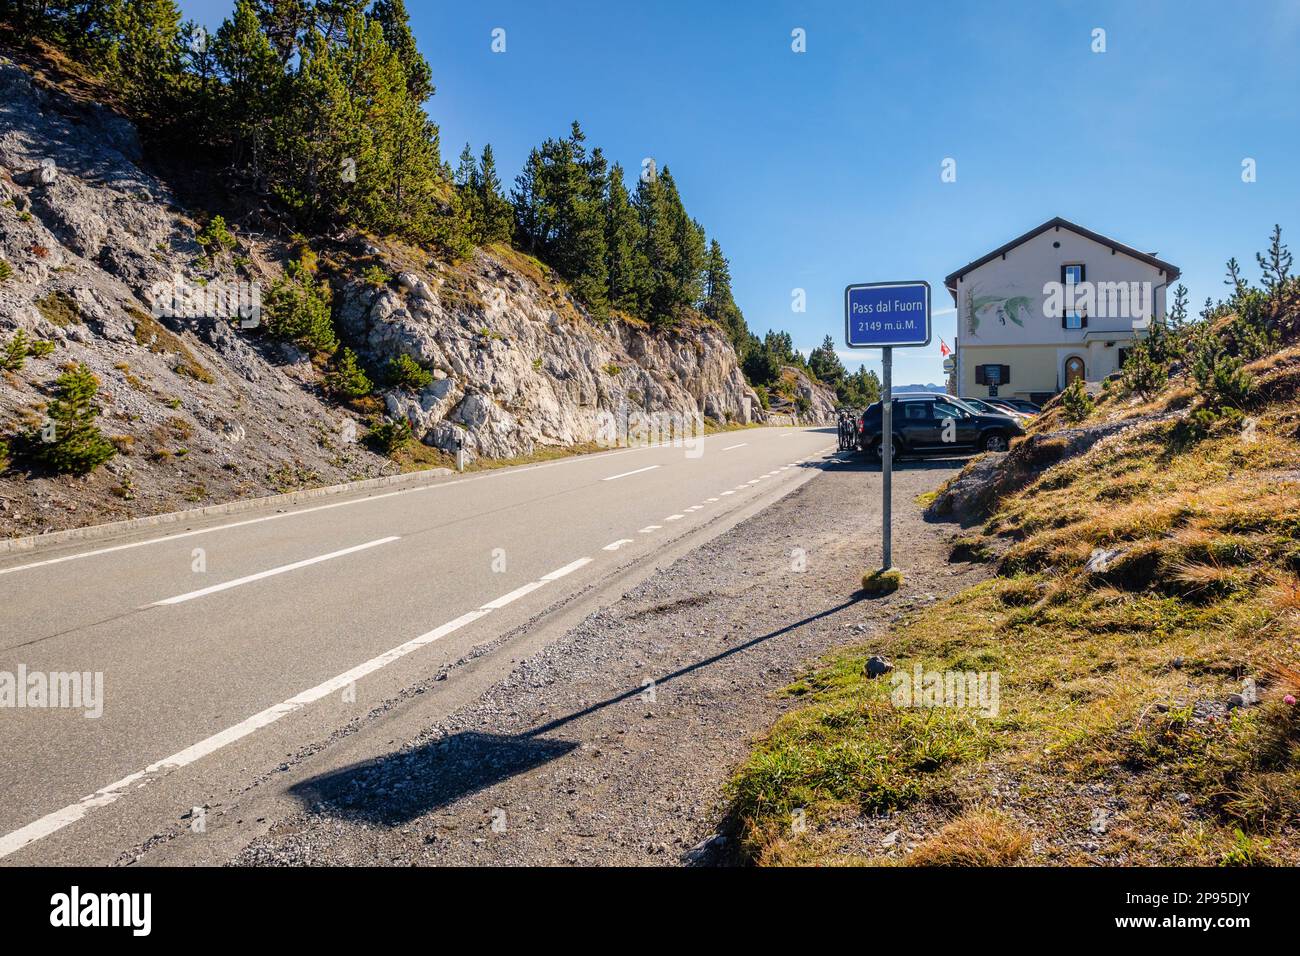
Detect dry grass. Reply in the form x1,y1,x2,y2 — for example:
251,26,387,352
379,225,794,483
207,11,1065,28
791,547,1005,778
905,811,1030,866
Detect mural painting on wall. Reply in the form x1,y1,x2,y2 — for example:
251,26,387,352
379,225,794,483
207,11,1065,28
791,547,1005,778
963,283,1035,337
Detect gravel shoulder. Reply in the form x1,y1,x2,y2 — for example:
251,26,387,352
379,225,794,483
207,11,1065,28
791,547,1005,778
233,455,985,866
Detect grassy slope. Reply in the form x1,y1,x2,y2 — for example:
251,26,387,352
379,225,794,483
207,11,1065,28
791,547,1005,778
725,335,1300,867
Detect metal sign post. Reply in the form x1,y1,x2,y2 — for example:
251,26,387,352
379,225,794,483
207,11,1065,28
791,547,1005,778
843,280,932,573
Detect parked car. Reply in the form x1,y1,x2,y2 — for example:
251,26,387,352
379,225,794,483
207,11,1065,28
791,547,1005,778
960,396,1034,424
991,397,1041,415
858,394,1024,461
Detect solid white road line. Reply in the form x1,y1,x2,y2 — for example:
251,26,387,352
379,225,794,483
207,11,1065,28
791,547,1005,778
540,557,593,581
149,537,400,607
602,465,661,481
479,581,547,609
602,539,634,551
0,605,492,861
722,443,748,451
0,552,606,860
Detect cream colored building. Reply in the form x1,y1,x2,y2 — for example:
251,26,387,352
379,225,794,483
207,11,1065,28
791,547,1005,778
945,218,1180,403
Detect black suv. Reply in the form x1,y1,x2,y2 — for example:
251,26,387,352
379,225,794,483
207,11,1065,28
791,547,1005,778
858,394,1024,462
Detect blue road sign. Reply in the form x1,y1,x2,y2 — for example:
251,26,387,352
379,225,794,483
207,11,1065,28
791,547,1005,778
844,281,931,349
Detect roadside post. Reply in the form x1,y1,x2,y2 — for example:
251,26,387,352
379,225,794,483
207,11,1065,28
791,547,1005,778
843,281,932,573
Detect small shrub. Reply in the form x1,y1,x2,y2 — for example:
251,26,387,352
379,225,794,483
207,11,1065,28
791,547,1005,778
0,258,12,283
361,264,392,287
1061,379,1094,423
16,362,117,474
385,353,433,390
324,347,373,399
195,215,237,263
0,437,9,471
1192,341,1255,413
366,416,412,456
263,256,337,352
1,329,30,371
1120,341,1165,399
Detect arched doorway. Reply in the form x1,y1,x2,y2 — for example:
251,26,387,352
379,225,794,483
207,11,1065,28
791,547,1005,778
1064,356,1086,386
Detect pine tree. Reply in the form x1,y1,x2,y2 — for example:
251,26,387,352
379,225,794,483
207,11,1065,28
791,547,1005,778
213,0,281,178
634,168,680,327
324,346,373,398
116,0,185,117
702,239,747,348
660,167,705,312
21,363,117,474
254,0,310,63
1256,224,1293,294
1168,283,1189,329
808,334,846,387
476,144,513,244
605,163,644,314
511,148,545,254
372,0,432,102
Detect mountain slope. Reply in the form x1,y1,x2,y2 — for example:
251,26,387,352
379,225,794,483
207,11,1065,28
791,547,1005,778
0,55,798,537
725,294,1300,866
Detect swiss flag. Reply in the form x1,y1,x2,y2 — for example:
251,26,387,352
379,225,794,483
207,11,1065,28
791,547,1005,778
939,338,952,358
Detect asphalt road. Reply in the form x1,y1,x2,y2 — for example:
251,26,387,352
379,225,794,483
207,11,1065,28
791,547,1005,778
0,425,837,864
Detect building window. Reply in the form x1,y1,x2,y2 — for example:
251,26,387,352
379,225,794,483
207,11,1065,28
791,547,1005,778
1064,311,1084,330
1062,264,1085,285
974,364,1011,386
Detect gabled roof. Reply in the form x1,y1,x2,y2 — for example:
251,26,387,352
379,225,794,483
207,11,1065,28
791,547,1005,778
943,217,1181,303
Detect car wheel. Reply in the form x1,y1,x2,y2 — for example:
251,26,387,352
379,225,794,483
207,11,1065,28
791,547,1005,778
869,438,898,463
982,431,1009,452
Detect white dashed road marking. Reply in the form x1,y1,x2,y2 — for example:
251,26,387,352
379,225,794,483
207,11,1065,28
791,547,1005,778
603,465,661,481
149,537,400,607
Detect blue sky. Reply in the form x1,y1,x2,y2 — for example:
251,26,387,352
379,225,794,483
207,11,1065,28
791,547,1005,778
179,0,1300,384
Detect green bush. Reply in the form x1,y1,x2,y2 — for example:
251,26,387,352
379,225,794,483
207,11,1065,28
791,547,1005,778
1192,339,1255,412
366,416,412,456
1,329,57,371
18,362,117,474
0,437,9,471
385,353,433,390
0,258,12,283
1,329,30,371
264,257,337,352
361,264,392,287
195,215,237,262
1120,341,1165,399
1061,378,1094,423
324,347,373,399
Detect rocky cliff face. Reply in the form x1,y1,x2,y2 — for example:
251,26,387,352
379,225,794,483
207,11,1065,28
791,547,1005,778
335,242,763,462
0,55,777,536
